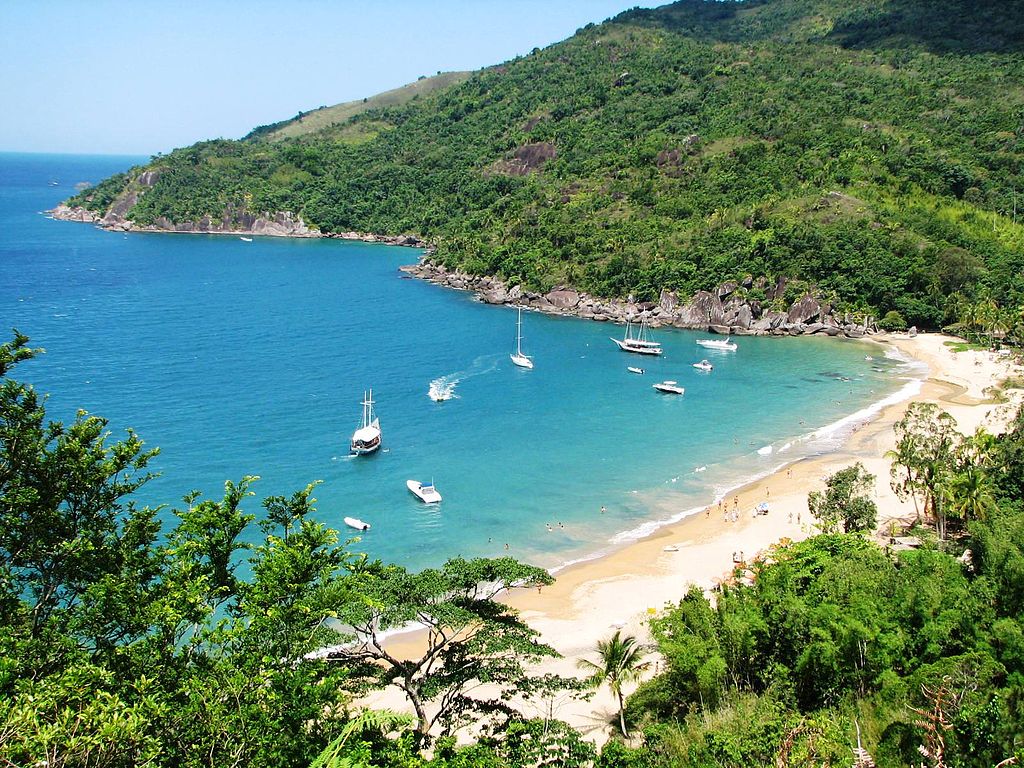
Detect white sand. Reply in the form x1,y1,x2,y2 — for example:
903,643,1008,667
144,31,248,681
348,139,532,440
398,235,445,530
372,333,1023,744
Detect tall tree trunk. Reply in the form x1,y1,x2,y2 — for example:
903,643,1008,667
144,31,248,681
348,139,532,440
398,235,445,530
617,689,628,738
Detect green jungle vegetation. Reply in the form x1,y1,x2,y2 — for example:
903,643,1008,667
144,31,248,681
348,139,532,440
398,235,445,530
4,332,1024,765
68,0,1024,333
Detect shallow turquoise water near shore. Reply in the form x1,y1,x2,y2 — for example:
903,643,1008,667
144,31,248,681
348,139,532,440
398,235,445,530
1,153,922,571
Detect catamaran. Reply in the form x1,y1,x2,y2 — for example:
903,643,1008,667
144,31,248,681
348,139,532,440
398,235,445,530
349,390,381,455
510,307,533,369
696,337,737,351
611,318,663,356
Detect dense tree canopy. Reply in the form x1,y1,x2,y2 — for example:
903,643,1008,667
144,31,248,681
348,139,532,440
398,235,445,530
68,0,1024,330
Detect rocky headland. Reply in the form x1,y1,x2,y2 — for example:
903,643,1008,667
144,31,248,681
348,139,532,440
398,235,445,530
50,201,427,248
401,261,878,338
51,199,872,338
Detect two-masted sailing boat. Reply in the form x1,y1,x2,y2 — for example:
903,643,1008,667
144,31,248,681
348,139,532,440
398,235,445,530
510,307,534,369
611,317,663,356
350,390,381,455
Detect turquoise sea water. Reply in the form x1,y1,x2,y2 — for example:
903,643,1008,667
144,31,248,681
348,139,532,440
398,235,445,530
1,153,923,571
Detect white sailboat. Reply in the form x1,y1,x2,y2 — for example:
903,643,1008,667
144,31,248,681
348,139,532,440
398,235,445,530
510,307,533,369
349,390,381,455
611,318,663,356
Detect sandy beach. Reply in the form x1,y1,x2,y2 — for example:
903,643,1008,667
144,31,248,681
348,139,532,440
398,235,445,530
370,332,1023,743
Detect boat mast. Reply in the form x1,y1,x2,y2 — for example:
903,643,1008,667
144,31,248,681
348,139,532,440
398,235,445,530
362,389,374,428
516,308,523,355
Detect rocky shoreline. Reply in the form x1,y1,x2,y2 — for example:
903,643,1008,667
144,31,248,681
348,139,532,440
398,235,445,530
51,203,873,337
401,261,878,338
49,204,428,248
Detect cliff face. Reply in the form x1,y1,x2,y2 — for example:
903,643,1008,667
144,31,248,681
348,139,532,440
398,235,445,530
50,203,320,238
402,262,876,339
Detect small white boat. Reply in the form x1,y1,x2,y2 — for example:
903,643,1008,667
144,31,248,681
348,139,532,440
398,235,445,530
350,390,381,455
239,236,253,242
510,307,533,369
344,516,370,531
653,380,685,395
693,359,714,371
696,337,737,351
627,366,644,375
663,544,680,552
407,479,442,504
611,318,663,356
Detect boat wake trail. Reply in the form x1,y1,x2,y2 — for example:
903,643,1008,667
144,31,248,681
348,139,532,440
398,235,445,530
429,354,501,401
428,378,457,402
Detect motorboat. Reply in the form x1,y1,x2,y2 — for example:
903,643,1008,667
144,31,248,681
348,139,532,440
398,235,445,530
696,337,737,351
239,236,253,242
510,307,533,369
653,380,685,395
350,390,381,455
407,479,442,504
627,366,644,374
611,318,663,356
693,359,714,371
344,516,370,531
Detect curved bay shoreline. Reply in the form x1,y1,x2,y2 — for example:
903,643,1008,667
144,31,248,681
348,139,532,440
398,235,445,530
371,333,1023,744
47,207,1024,743
51,204,876,337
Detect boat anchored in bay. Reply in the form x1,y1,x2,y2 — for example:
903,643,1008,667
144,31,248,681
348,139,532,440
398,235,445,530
350,390,381,455
407,479,442,504
653,380,685,395
510,307,533,369
696,337,737,351
611,317,663,356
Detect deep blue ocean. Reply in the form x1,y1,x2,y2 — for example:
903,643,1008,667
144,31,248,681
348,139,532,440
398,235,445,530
0,152,922,571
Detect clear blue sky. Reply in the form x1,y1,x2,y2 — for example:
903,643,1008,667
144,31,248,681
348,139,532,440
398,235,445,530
0,1,657,156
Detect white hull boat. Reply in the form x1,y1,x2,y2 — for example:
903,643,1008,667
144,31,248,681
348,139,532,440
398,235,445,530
627,366,644,374
350,390,381,455
653,380,685,395
696,337,737,351
344,516,370,531
510,307,533,369
693,359,714,371
407,479,442,504
611,318,662,356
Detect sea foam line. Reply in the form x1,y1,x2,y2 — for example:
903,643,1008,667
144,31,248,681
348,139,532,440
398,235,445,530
547,352,928,576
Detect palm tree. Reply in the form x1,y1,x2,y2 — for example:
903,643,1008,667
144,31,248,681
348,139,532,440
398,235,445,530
577,630,650,738
943,464,998,526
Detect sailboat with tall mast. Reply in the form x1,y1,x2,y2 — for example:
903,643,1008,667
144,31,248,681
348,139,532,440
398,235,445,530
349,390,381,455
510,307,534,369
611,316,663,356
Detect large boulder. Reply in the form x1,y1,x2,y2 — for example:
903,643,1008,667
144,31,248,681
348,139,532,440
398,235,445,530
677,291,726,326
546,289,581,310
787,294,822,324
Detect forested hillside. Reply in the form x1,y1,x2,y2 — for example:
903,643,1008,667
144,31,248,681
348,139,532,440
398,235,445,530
68,0,1024,329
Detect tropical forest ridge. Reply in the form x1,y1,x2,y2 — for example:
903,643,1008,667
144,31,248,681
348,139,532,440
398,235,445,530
11,0,1024,765
58,0,1024,341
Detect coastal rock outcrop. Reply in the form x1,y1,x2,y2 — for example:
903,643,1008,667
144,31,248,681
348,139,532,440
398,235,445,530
50,202,426,247
403,260,879,339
